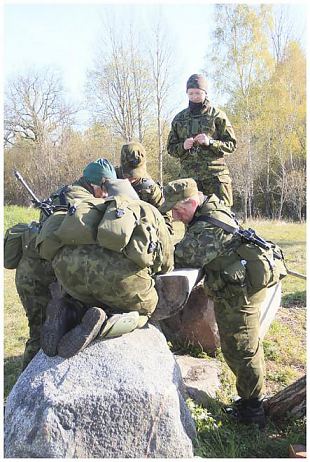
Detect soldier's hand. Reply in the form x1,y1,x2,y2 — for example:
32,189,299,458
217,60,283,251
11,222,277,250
194,134,210,146
184,138,194,150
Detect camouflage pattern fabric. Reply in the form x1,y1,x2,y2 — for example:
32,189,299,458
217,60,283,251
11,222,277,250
52,245,158,316
15,252,56,369
17,179,94,368
167,99,236,206
174,195,266,400
116,167,174,235
131,178,164,209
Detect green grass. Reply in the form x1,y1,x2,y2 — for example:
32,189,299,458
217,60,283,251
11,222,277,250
4,205,40,232
171,218,306,457
4,209,306,456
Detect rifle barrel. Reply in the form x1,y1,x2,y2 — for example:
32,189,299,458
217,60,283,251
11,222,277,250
287,269,307,280
14,170,41,204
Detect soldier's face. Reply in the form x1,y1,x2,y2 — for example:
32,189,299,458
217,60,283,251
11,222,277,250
187,88,205,103
93,184,108,198
172,200,196,224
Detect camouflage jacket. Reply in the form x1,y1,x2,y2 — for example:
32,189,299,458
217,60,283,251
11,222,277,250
116,166,164,209
167,100,236,176
174,194,236,269
131,178,164,209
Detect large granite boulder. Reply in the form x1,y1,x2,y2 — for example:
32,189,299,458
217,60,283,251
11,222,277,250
4,324,196,458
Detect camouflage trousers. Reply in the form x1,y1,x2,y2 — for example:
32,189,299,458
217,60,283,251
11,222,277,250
15,255,56,369
52,245,158,316
196,173,233,207
179,165,233,207
211,284,267,400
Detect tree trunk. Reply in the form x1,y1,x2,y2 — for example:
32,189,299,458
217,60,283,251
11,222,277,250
264,375,306,420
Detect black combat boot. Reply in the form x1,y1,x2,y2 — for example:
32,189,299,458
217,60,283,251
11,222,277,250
225,397,266,429
57,307,107,358
41,284,81,357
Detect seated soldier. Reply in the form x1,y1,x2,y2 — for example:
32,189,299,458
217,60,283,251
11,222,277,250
160,178,287,429
38,178,174,359
7,158,117,370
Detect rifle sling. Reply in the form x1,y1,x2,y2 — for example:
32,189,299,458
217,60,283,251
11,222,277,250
193,214,239,234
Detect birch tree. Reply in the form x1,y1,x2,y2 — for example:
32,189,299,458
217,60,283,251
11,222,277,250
204,4,273,219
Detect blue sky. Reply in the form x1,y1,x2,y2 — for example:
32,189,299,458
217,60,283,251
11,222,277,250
3,2,307,127
4,4,213,111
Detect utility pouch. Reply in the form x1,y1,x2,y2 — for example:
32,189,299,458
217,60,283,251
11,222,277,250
124,219,159,269
237,243,285,290
4,223,29,269
97,196,137,252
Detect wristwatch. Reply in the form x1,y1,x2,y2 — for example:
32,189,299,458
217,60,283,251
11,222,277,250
209,138,216,146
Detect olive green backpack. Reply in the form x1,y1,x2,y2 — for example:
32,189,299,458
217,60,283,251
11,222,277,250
97,195,165,271
4,222,40,269
194,195,287,291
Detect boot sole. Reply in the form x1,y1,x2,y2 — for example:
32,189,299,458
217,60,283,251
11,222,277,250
41,301,71,357
57,307,106,358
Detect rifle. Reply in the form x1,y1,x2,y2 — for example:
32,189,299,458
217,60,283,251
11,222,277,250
14,170,66,218
194,215,307,280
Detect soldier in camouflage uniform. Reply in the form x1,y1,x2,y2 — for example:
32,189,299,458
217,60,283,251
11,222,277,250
14,159,117,369
117,141,164,209
167,74,236,206
117,141,174,235
160,178,286,428
42,177,174,358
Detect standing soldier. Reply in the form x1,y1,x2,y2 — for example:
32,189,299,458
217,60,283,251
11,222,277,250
167,74,236,206
160,178,287,428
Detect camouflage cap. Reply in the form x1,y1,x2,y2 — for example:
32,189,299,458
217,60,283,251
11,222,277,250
83,158,116,186
120,142,147,177
186,74,208,93
160,178,199,213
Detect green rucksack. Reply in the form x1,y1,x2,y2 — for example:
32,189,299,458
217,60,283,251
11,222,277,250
194,196,287,292
4,222,40,269
53,198,108,246
97,195,165,271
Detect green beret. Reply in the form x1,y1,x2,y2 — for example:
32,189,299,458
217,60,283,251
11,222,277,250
186,74,208,93
83,158,116,185
120,142,148,177
160,178,199,213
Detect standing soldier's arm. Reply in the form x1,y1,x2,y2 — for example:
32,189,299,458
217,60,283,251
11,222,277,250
167,117,188,159
205,111,237,157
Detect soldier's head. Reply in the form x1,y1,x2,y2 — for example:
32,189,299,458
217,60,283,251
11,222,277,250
83,158,117,198
186,74,207,104
160,178,201,224
120,142,148,180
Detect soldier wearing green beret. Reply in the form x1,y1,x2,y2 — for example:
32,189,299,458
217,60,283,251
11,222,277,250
13,159,117,369
160,178,287,428
167,74,236,206
38,176,174,358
